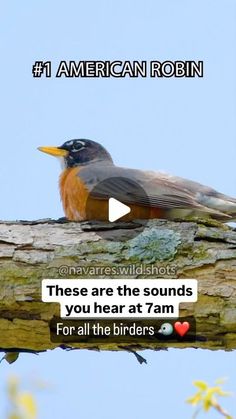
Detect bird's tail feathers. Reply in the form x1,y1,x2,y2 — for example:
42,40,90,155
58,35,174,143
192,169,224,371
167,206,231,222
196,193,236,220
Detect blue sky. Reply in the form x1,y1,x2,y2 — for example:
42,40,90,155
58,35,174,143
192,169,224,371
1,1,236,418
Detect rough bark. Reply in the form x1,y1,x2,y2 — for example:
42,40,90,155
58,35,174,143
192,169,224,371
0,218,236,353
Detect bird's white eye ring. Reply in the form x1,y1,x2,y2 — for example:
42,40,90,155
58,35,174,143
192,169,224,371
72,145,85,152
72,141,86,151
77,140,85,146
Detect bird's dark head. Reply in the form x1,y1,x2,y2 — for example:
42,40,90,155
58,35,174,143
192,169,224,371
38,138,113,168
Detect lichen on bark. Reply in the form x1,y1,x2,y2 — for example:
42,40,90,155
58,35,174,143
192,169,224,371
0,218,236,352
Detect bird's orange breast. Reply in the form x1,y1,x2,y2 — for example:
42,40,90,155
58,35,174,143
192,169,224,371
59,167,90,221
59,168,113,221
60,167,166,221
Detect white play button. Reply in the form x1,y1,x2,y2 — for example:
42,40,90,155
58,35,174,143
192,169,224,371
86,176,150,239
108,197,131,222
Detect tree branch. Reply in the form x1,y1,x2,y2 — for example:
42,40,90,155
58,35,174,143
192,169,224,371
0,219,236,352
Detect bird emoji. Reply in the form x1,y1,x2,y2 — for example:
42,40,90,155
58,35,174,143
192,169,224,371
38,139,236,222
158,323,174,336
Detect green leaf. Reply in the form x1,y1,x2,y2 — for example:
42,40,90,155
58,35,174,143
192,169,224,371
193,380,208,391
215,377,227,385
18,392,37,419
203,398,212,412
186,392,202,406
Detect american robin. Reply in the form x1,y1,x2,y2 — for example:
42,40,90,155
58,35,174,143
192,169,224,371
38,139,236,222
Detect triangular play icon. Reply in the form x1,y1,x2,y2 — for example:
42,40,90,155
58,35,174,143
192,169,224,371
108,197,131,222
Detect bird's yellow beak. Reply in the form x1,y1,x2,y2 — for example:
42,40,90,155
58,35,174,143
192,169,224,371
37,146,69,157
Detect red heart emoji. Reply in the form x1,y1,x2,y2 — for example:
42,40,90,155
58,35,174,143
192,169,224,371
174,321,190,337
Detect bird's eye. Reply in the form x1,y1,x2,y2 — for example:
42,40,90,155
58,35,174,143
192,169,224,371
73,143,82,150
72,141,85,151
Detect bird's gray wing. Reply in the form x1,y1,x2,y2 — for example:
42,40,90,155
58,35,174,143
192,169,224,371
78,163,228,216
158,172,236,216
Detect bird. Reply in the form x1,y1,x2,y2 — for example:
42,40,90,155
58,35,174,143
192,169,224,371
38,138,236,222
158,322,174,336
